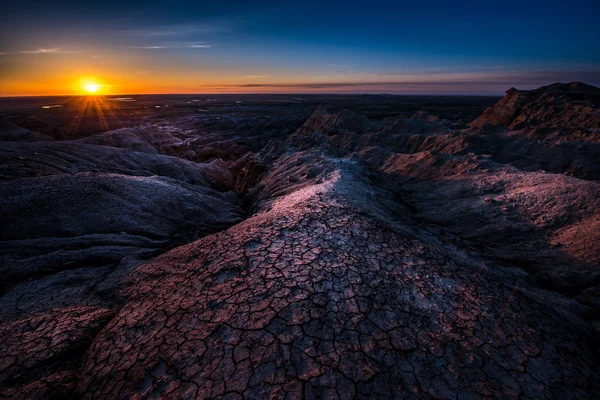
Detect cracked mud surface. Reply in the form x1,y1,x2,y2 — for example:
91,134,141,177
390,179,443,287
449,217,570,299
75,162,600,399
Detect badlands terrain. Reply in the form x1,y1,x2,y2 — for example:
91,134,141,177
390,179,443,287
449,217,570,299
1,83,599,399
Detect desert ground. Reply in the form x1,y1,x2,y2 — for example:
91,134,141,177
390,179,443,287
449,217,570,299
1,83,599,398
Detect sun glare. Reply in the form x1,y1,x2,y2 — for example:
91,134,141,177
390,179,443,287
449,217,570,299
79,79,103,95
85,83,100,93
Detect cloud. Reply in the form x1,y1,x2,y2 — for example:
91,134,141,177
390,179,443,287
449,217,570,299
129,46,166,49
200,70,600,94
128,43,211,50
125,23,227,37
327,64,359,67
20,48,59,53
19,48,81,54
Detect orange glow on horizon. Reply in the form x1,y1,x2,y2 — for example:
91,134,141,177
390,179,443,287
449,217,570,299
0,67,523,97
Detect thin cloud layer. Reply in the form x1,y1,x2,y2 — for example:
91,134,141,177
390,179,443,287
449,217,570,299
327,64,359,67
201,70,600,94
124,22,231,37
19,48,81,54
128,43,212,50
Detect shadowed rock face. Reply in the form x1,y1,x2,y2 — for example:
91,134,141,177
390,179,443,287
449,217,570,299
0,141,236,186
0,118,54,142
1,85,600,399
1,172,243,287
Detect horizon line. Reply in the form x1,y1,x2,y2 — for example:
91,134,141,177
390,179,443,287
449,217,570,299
0,91,507,98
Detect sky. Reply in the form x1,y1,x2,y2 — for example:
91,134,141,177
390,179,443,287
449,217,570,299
1,0,599,96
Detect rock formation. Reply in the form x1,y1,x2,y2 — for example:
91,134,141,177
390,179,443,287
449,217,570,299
471,82,600,138
1,83,600,399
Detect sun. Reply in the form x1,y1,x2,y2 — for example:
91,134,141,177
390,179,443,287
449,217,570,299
85,83,100,94
78,79,104,95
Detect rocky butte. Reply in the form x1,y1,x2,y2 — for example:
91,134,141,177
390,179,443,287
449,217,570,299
1,82,599,399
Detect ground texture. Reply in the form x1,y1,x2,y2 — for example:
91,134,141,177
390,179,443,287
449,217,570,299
1,84,599,399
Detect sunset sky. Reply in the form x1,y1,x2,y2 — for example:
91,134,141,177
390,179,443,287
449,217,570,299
1,0,599,96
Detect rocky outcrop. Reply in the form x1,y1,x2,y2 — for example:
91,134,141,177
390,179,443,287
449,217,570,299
372,110,453,134
370,151,600,295
78,124,197,159
427,130,600,180
288,89,600,181
0,141,234,186
471,82,600,137
78,114,306,164
288,107,452,155
287,106,374,149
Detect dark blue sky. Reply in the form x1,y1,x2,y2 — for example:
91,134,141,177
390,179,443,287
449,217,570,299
1,0,599,95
